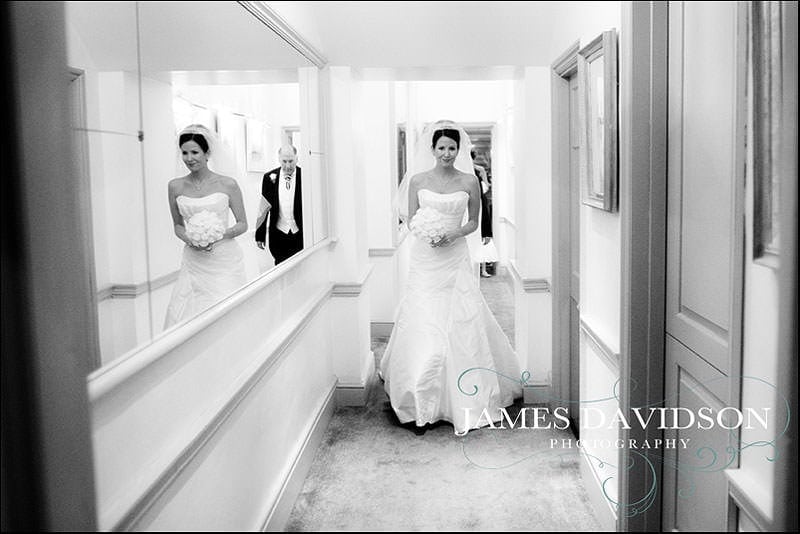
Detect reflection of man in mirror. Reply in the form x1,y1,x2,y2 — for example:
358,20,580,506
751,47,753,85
255,145,304,265
471,148,496,277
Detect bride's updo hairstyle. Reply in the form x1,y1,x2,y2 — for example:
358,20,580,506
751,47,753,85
178,131,210,153
432,128,461,150
177,123,216,155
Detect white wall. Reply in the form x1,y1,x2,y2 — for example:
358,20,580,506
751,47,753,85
580,339,620,503
570,7,622,523
510,68,554,390
80,70,150,363
493,81,516,264
358,81,396,250
326,66,374,396
514,68,553,278
356,80,400,325
581,209,621,353
89,243,336,531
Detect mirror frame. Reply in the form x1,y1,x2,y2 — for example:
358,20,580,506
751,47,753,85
238,1,328,68
578,29,618,212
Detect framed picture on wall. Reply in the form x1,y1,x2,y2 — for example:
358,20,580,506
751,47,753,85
577,29,618,212
215,110,241,175
246,118,269,173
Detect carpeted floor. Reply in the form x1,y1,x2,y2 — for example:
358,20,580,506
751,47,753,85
286,270,601,532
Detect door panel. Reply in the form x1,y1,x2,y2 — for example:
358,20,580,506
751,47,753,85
663,336,732,532
666,1,744,374
663,2,746,531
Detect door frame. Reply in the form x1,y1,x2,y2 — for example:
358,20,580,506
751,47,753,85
68,67,102,370
2,2,97,529
551,8,670,529
772,2,798,530
617,2,668,531
550,39,580,426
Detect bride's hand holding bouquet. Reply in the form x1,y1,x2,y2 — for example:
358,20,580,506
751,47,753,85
185,210,226,252
410,207,454,248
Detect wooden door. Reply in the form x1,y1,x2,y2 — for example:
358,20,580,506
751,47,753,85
662,2,746,531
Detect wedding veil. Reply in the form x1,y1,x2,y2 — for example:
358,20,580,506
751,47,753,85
177,123,236,175
397,119,483,265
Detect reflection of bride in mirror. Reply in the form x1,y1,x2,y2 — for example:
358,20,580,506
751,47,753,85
164,124,248,328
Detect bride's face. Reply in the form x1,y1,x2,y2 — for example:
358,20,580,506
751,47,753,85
181,141,208,172
433,136,459,168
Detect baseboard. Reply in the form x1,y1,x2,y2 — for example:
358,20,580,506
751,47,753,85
336,376,376,408
522,383,551,405
370,322,394,338
261,382,336,532
579,448,618,531
336,348,377,407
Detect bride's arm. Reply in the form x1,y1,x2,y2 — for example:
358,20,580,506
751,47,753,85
433,176,479,247
223,178,248,240
168,180,192,246
406,174,421,232
453,176,480,238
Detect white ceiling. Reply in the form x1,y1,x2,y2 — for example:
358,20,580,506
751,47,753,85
267,1,621,69
65,1,621,81
66,1,313,73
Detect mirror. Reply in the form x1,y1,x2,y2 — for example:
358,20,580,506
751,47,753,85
65,1,327,369
578,29,618,212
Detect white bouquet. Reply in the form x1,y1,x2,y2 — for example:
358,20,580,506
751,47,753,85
185,210,225,248
410,207,447,245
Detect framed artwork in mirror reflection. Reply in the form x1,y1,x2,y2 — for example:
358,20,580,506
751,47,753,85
246,118,269,173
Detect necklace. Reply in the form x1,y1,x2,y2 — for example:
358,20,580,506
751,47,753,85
433,171,457,189
189,175,208,191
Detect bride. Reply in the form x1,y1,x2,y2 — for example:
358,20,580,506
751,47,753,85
164,124,248,328
379,120,522,436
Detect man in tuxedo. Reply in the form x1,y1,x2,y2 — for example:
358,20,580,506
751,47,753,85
255,145,304,265
471,148,495,277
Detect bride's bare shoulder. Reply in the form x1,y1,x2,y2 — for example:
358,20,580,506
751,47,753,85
457,170,480,189
168,176,188,193
409,171,432,188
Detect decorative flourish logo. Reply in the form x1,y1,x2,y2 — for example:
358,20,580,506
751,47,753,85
454,368,791,518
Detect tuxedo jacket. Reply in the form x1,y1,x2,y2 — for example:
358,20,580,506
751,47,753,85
473,166,492,239
255,166,303,243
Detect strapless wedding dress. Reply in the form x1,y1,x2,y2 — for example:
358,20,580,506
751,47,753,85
379,189,522,435
164,192,246,328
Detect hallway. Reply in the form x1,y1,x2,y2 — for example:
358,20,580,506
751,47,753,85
286,272,600,531
3,2,797,531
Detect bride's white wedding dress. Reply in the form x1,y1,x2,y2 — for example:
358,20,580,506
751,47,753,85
164,192,246,328
380,189,522,435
